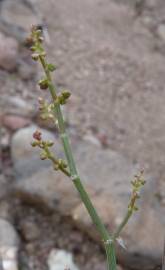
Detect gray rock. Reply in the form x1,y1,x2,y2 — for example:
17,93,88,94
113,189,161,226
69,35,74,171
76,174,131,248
0,201,12,221
0,219,19,248
11,125,62,179
73,140,137,195
12,167,93,214
12,129,163,269
12,138,135,212
0,174,8,199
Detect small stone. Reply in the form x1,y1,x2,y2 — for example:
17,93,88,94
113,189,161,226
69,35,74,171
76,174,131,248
0,219,19,248
0,175,8,199
0,32,18,71
20,220,40,241
0,219,19,270
0,127,10,148
47,249,79,270
83,132,101,147
157,24,165,42
2,115,31,131
0,201,11,221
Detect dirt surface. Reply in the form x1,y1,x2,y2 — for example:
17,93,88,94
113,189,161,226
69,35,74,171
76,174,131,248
13,200,107,270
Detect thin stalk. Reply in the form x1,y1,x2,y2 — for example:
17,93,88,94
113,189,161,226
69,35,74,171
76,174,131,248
113,210,132,239
39,55,117,270
44,147,71,177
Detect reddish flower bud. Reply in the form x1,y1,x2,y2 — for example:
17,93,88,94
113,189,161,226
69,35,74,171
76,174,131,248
33,130,42,141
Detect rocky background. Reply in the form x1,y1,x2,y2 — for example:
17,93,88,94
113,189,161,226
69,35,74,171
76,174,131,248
0,0,165,270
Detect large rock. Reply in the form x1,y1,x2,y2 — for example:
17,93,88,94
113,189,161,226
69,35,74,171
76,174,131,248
13,167,84,214
12,135,135,211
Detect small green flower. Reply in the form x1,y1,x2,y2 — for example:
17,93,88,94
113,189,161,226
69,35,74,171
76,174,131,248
40,150,48,160
47,63,56,72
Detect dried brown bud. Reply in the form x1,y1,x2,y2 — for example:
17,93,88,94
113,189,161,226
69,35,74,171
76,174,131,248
33,130,42,141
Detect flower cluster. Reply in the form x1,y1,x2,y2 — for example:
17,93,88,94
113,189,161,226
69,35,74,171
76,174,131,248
32,130,54,160
128,170,146,212
32,130,69,175
38,97,54,121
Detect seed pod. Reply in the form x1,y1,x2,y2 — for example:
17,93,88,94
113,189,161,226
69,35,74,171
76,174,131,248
32,53,39,61
58,159,67,168
31,141,39,147
38,36,44,42
38,78,49,90
47,63,56,72
40,150,47,160
62,91,71,99
54,164,59,171
30,46,36,52
46,140,54,147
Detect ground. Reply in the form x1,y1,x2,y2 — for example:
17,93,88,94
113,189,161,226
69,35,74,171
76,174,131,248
0,0,165,269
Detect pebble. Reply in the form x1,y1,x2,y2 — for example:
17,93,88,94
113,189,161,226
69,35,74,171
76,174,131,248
47,249,79,270
20,220,40,241
0,219,19,270
157,24,165,42
2,115,31,131
0,127,10,149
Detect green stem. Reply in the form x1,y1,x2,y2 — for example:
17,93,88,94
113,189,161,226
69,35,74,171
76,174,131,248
113,209,132,240
44,147,71,177
39,55,117,270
